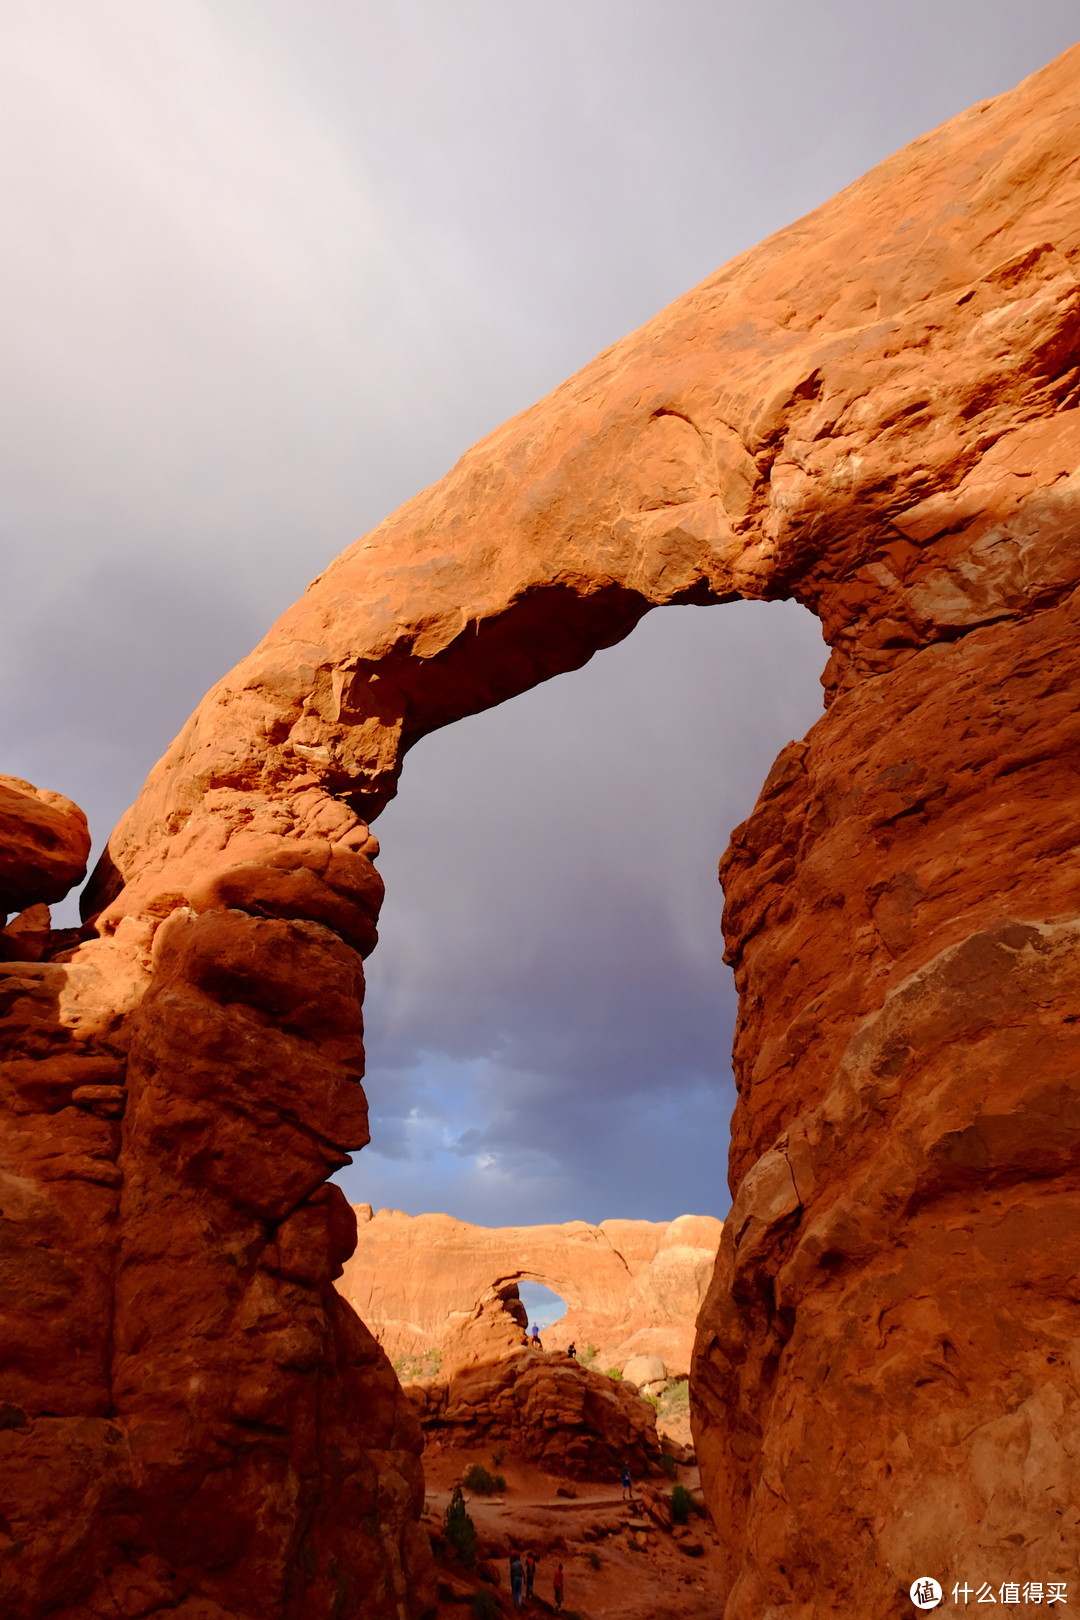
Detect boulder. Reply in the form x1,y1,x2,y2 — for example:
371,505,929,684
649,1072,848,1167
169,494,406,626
622,1356,666,1389
0,775,90,913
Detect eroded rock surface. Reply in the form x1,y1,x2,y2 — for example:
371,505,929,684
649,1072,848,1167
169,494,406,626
409,1349,665,1481
1,788,434,1620
337,1208,722,1377
0,774,89,915
6,41,1080,1619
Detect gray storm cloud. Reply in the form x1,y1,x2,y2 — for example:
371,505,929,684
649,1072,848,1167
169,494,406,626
2,0,1077,1223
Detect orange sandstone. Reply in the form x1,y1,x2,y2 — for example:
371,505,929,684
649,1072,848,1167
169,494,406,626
2,44,1080,1618
338,1208,722,1376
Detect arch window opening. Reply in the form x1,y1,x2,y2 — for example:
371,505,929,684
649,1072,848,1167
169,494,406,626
337,598,825,1230
517,1281,567,1336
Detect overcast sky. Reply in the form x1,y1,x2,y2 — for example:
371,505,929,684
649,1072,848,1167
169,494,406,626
2,3,1076,1226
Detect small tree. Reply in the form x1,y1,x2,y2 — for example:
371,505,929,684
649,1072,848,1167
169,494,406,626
463,1463,506,1496
444,1485,478,1567
671,1484,694,1525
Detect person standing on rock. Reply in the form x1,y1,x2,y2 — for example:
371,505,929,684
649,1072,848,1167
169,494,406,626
510,1550,524,1609
620,1461,633,1501
525,1550,538,1600
567,1341,576,1358
553,1561,564,1613
529,1322,543,1350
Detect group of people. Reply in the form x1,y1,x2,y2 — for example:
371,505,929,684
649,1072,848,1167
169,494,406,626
522,1324,580,1358
508,1549,562,1611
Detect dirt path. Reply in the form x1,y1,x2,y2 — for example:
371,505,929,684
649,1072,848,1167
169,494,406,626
423,1445,727,1620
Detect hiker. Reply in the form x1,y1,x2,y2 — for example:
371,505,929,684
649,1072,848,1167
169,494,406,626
529,1322,543,1350
509,1550,524,1610
566,1341,576,1358
620,1460,633,1500
553,1561,564,1613
525,1550,538,1599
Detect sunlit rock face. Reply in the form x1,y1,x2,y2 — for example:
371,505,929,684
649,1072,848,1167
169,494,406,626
4,40,1080,1619
337,1208,723,1377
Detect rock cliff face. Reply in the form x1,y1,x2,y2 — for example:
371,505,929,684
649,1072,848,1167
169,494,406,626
337,1208,723,1376
5,43,1080,1619
0,789,434,1620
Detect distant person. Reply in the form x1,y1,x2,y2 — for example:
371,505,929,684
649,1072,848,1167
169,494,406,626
529,1322,543,1350
566,1342,576,1358
509,1550,524,1610
553,1561,564,1613
620,1461,633,1501
525,1550,538,1599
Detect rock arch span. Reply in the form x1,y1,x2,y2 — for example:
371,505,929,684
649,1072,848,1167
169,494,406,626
3,43,1080,1619
337,1208,723,1376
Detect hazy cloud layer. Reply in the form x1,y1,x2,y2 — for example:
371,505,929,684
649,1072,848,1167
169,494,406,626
2,2,1076,1224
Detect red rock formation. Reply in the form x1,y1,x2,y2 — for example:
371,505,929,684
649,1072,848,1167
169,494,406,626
1,792,434,1619
0,774,89,915
408,1349,665,1480
5,42,1080,1619
338,1208,722,1376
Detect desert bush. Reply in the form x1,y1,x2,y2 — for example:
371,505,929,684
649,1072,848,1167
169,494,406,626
659,1378,689,1420
603,1367,623,1381
463,1464,506,1496
443,1485,478,1567
658,1452,677,1479
588,1549,601,1570
392,1347,442,1382
471,1592,500,1620
579,1343,599,1368
490,1445,506,1467
671,1484,694,1526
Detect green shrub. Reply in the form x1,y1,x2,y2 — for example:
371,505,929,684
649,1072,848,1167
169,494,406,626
671,1484,694,1526
463,1464,505,1496
392,1347,442,1382
443,1485,477,1567
659,1378,689,1419
603,1367,623,1381
490,1445,506,1468
588,1549,601,1570
658,1452,677,1479
471,1592,500,1620
579,1342,599,1368
643,1393,660,1411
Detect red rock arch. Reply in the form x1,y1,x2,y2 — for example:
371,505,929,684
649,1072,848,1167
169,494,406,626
336,1209,723,1376
4,43,1080,1620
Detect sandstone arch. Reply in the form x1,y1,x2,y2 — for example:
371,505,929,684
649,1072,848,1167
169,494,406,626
3,43,1080,1620
337,1209,724,1376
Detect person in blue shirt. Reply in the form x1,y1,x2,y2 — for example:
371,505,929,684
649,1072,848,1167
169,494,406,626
529,1322,543,1350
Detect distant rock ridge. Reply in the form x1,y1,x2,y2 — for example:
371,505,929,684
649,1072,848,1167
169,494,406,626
337,1207,724,1376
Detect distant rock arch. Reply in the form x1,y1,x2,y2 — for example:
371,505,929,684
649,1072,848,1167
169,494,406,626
337,1208,723,1375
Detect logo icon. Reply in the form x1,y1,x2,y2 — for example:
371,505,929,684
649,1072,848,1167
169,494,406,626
910,1577,943,1610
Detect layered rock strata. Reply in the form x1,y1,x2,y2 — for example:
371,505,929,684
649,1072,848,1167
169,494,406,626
337,1208,723,1376
5,41,1080,1619
0,787,434,1619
